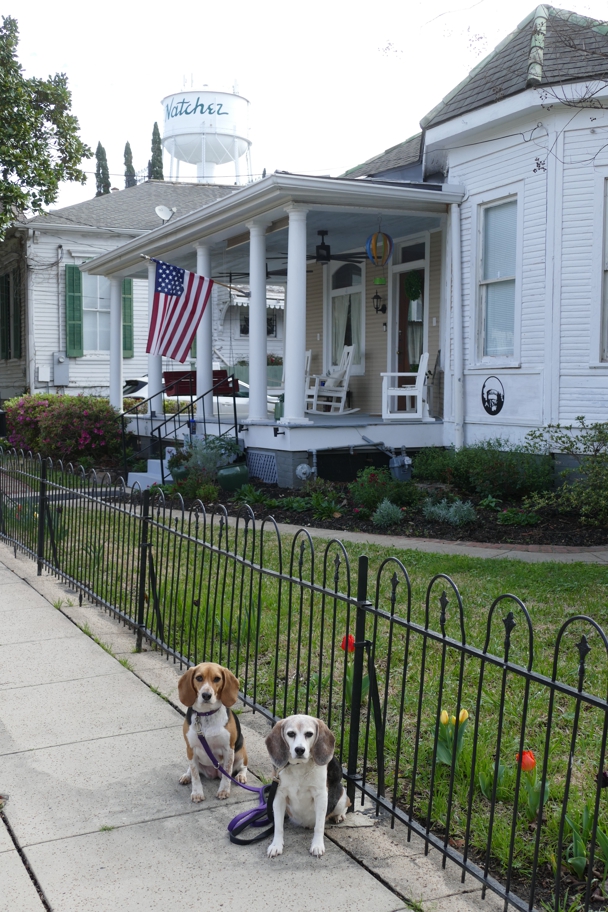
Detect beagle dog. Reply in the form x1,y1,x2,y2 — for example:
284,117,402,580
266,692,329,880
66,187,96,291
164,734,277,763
177,662,248,802
265,714,350,858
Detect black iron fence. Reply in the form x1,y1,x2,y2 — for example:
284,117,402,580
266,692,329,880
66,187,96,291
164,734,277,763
1,448,608,912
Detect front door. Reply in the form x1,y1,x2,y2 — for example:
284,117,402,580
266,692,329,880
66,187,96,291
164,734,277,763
396,270,424,410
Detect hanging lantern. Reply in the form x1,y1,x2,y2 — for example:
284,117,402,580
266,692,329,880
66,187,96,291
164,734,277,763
366,231,394,267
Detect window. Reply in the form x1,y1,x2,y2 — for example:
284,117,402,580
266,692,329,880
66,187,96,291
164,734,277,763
479,199,517,358
0,268,22,361
65,265,133,358
237,306,278,337
330,263,362,368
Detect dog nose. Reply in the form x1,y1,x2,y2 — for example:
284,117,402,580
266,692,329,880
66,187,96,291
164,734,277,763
201,692,212,702
295,746,305,756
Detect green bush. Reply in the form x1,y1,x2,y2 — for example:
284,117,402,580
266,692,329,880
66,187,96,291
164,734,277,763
5,394,53,452
349,467,422,512
372,499,403,528
413,441,553,500
525,417,608,526
186,435,242,479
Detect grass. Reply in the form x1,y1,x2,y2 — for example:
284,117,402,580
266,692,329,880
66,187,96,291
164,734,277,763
3,480,608,897
98,825,115,832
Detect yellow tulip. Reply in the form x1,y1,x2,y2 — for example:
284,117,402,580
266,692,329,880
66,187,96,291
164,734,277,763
459,709,469,724
451,715,456,726
440,710,449,725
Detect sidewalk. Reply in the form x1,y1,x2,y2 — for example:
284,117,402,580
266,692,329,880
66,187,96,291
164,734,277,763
0,540,505,912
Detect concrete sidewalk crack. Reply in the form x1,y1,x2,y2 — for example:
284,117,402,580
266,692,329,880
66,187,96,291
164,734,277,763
1,809,52,911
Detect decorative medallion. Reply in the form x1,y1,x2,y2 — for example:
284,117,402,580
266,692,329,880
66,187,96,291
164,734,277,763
481,376,505,415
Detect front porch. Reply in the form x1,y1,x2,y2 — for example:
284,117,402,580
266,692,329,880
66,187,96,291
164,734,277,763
85,172,464,486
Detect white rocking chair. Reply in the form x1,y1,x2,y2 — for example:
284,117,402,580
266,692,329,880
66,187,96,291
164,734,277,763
306,345,359,415
381,352,429,420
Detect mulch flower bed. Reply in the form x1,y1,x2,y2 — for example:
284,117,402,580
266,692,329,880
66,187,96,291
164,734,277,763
217,482,608,549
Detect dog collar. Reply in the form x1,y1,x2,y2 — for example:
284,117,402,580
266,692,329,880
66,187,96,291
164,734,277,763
193,707,220,717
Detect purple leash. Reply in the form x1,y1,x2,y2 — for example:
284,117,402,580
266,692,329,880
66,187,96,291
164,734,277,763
192,709,276,844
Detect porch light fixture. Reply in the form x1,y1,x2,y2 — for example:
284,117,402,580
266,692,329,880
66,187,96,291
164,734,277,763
372,291,386,314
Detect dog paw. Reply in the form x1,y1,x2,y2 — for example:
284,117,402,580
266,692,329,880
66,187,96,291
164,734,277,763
310,840,325,857
217,788,230,800
235,770,247,784
267,842,283,858
190,792,205,803
179,773,192,785
331,813,346,824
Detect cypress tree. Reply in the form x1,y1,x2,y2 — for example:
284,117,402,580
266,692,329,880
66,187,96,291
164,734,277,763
124,141,136,188
149,122,163,180
95,142,111,196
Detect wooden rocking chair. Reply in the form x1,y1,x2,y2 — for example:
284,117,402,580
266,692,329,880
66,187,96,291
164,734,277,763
306,345,359,415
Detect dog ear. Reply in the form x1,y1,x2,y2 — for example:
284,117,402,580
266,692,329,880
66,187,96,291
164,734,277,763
265,720,289,768
219,667,240,707
312,719,335,766
178,667,198,707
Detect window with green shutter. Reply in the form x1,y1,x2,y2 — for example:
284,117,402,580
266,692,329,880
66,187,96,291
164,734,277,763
0,273,10,360
12,268,22,359
122,278,134,358
65,264,83,357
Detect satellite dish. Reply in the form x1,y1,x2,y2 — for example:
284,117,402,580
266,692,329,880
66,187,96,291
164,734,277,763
155,205,175,223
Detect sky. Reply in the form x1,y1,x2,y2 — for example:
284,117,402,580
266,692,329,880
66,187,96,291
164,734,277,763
8,0,608,210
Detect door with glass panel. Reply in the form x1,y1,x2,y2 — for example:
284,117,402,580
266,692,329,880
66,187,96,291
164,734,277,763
396,269,425,411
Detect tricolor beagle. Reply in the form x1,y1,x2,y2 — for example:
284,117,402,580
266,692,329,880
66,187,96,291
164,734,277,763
265,714,350,858
178,662,248,802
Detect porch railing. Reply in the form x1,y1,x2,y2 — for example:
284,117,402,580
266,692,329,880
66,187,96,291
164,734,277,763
1,447,607,912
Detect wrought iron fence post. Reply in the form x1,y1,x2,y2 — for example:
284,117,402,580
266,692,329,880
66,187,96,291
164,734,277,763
346,554,369,810
136,488,151,652
36,460,47,576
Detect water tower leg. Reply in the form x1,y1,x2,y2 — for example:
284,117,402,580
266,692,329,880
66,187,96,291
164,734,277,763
234,137,241,185
175,159,180,181
195,245,214,423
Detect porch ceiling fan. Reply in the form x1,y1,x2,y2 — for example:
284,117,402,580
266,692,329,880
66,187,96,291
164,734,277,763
310,230,367,265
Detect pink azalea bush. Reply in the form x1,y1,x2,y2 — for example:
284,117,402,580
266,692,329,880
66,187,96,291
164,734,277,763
5,394,121,464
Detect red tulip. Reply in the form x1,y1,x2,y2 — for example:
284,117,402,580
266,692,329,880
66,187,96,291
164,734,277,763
516,750,536,772
341,634,355,653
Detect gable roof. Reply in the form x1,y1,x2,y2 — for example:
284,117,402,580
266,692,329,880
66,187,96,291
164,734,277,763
421,5,608,130
25,180,237,232
341,133,422,179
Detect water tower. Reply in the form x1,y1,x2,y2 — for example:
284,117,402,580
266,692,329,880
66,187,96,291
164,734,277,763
161,87,252,184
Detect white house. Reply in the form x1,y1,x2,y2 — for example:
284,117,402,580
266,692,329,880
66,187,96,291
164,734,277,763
22,5,608,485
0,180,285,401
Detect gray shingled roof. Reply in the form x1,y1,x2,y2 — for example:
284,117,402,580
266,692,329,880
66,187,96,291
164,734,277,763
421,5,608,130
341,134,422,179
26,180,237,231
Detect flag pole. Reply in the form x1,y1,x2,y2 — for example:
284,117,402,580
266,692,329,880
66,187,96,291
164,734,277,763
139,254,236,292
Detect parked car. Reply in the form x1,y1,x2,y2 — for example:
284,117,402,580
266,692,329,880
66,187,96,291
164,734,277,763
122,378,278,416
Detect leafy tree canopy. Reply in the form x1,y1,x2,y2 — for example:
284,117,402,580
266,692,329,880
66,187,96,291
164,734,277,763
124,141,136,189
148,121,164,180
0,16,91,238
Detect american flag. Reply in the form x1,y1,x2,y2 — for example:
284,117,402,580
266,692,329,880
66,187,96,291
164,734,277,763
146,259,213,363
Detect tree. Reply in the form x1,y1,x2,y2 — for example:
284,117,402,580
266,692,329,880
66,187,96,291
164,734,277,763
124,141,136,189
0,16,91,239
148,122,164,180
94,142,110,196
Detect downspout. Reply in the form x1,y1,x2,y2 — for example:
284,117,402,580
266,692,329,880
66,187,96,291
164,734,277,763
25,231,36,393
450,203,464,449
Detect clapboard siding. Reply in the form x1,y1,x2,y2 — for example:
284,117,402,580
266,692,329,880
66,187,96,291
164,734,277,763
449,125,548,369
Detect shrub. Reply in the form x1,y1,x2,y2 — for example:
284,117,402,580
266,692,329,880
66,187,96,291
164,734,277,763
525,417,608,525
186,435,242,479
301,476,337,498
5,394,52,452
232,484,268,505
349,466,393,511
413,447,455,484
496,508,540,526
310,491,343,521
38,396,122,464
194,482,220,504
422,497,477,526
372,499,403,528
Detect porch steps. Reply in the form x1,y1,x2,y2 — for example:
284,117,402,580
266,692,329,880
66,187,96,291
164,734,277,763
127,459,173,490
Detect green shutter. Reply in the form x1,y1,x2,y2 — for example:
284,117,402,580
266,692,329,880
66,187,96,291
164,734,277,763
190,335,197,359
122,278,133,358
0,274,10,361
12,268,21,359
65,265,83,357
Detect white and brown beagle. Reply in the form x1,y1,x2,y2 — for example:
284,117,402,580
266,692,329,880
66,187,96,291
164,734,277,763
178,662,248,802
265,714,350,858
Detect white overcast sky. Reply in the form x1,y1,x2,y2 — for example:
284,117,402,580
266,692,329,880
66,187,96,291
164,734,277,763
8,0,608,209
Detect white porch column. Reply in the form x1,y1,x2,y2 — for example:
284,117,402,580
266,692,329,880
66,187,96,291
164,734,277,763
281,205,310,425
195,244,213,421
147,260,163,417
246,219,270,422
450,203,464,450
109,276,123,410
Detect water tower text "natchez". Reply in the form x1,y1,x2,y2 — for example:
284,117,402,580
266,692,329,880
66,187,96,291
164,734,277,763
161,89,252,184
